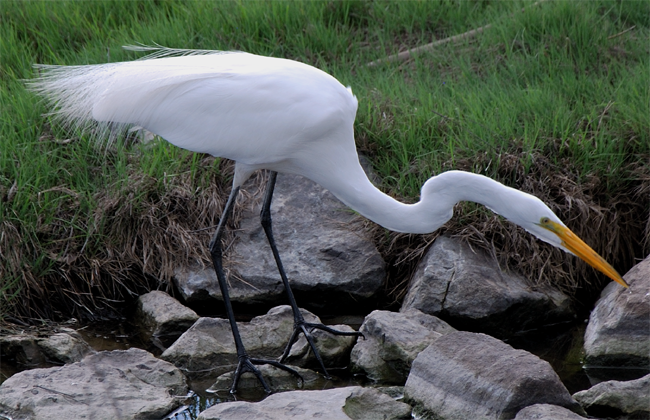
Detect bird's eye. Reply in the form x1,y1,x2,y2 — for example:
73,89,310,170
540,217,550,225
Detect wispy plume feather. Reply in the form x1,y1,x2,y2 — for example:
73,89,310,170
28,45,232,147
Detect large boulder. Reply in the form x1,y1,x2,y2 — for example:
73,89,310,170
0,348,188,420
174,173,385,314
573,373,649,418
197,386,412,420
350,309,455,384
404,331,582,420
161,305,357,377
134,290,199,348
400,236,574,337
583,255,650,372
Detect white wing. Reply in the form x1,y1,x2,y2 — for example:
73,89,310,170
31,51,358,166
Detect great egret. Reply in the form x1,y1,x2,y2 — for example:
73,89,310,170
30,48,628,393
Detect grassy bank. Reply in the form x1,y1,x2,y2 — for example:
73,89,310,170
1,0,648,322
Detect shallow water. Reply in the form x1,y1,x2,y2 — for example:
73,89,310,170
164,369,368,420
1,317,646,420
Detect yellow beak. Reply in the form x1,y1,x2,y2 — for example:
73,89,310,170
546,221,629,288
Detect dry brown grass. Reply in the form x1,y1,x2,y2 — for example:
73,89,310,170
2,149,648,323
0,151,281,323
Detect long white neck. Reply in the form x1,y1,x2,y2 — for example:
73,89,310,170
304,155,531,235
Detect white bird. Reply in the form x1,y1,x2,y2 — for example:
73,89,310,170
30,48,628,393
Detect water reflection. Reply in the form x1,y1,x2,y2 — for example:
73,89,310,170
503,321,592,394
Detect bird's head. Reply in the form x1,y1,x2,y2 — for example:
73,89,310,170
460,173,631,289
522,207,629,288
407,171,627,288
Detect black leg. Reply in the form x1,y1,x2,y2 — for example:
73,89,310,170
260,171,363,378
209,184,302,394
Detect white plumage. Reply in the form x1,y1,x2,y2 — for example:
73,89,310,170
30,47,627,284
30,47,628,393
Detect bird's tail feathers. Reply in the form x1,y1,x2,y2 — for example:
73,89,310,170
29,62,129,147
28,45,234,148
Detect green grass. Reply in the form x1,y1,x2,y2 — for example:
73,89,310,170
1,0,648,321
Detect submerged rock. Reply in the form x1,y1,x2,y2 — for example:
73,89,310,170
400,236,574,337
573,373,650,418
174,173,385,313
350,309,455,384
0,348,188,420
514,404,587,420
583,255,650,373
134,290,199,348
208,364,320,393
161,305,358,377
197,386,412,420
404,331,582,420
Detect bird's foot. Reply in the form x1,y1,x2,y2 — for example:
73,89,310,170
230,355,303,394
279,321,364,379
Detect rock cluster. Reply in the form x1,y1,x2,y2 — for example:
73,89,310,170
160,305,356,376
1,174,647,420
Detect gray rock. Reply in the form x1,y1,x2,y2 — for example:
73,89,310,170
37,328,94,364
174,264,280,307
208,364,320,393
573,374,650,418
0,328,94,366
376,385,406,399
0,348,188,420
134,290,199,348
350,309,455,384
197,386,412,420
174,173,385,312
584,255,650,371
161,305,358,377
401,236,574,337
284,323,358,370
342,386,412,420
0,334,49,366
515,404,587,419
404,331,582,420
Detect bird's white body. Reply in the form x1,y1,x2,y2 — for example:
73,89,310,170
32,52,555,234
39,53,356,181
30,49,628,287
98,54,356,176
